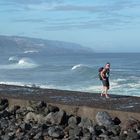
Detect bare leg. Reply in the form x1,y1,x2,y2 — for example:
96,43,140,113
104,87,109,98
101,86,105,96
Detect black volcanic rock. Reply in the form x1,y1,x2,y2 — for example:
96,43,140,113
0,97,140,140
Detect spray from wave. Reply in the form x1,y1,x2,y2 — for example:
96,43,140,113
0,57,38,69
71,64,92,71
8,56,18,62
24,50,39,54
71,64,84,70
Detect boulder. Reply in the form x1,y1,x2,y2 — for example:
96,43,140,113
47,104,59,113
24,112,45,124
20,123,32,131
0,98,9,111
68,125,82,139
68,116,81,128
78,117,94,131
45,109,66,125
81,128,92,140
96,111,114,127
48,126,64,138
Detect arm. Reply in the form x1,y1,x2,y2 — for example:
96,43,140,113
101,69,106,80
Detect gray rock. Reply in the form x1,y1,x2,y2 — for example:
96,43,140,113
68,125,82,139
0,98,8,106
33,131,42,139
0,118,9,129
127,130,140,140
48,104,59,113
0,110,12,118
8,132,15,138
35,101,47,113
24,112,45,124
0,98,8,111
37,101,47,108
48,126,64,138
94,125,106,136
108,125,121,136
42,124,48,130
2,134,10,140
96,111,114,127
11,105,20,112
43,107,49,116
20,123,32,131
45,109,66,125
99,134,109,140
68,116,78,127
26,106,34,112
91,135,97,140
78,117,94,131
81,128,92,140
111,136,120,140
42,129,48,136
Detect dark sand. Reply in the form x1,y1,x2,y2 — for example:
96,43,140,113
0,84,140,113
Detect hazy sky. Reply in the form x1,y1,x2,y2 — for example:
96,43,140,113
0,0,140,52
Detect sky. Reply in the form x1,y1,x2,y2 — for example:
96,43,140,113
0,0,140,52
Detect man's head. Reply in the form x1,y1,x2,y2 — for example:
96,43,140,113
105,62,110,69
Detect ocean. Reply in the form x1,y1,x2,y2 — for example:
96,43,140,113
0,52,140,96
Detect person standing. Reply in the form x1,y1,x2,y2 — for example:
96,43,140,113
100,63,110,98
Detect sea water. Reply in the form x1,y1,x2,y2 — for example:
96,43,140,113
0,52,140,96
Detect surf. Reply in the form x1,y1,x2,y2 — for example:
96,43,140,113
0,57,38,69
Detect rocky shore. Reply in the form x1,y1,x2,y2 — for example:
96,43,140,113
0,97,140,140
0,84,140,139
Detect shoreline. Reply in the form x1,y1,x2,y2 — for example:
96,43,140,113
0,84,140,123
0,84,140,112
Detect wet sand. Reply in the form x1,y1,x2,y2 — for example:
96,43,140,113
0,84,140,113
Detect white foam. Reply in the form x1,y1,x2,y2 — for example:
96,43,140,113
0,81,25,87
113,69,140,72
8,56,18,62
127,83,140,88
71,64,84,70
0,58,38,69
115,78,127,82
24,50,38,54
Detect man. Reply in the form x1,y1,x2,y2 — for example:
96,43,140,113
100,63,110,98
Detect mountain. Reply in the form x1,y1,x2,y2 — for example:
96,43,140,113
0,35,94,55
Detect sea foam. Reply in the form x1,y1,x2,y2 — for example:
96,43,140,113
71,64,84,70
0,57,38,69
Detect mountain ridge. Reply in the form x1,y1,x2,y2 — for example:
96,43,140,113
0,35,94,55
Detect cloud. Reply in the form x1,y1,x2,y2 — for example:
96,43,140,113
41,17,131,31
2,0,63,5
0,0,64,11
13,18,46,23
1,0,140,32
50,1,140,13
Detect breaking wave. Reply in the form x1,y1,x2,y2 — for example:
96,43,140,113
0,58,38,69
24,50,38,54
71,64,92,71
71,64,84,70
8,56,18,62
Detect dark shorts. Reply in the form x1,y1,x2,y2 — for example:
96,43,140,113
102,78,110,87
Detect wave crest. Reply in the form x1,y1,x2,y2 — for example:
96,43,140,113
71,64,84,70
8,56,18,62
24,50,38,54
0,57,38,69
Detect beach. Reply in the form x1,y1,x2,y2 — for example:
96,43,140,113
0,84,140,139
0,84,140,119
